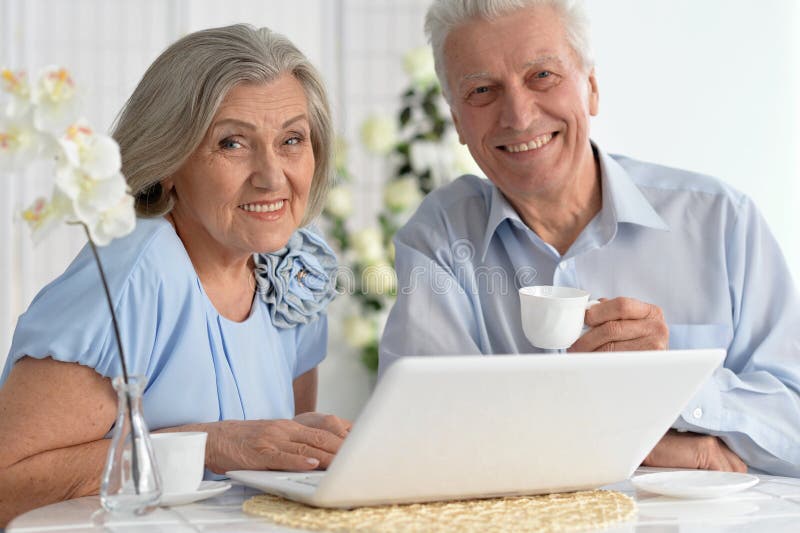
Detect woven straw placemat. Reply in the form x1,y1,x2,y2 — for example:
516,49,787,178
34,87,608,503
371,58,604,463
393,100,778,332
243,489,636,532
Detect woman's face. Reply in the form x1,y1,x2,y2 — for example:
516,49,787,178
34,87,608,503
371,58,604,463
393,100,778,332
166,75,315,262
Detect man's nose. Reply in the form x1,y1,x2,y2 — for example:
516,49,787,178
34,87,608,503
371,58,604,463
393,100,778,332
498,85,539,131
250,147,286,189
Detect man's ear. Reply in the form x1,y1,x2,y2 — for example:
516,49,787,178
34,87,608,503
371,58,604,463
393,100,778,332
588,67,599,116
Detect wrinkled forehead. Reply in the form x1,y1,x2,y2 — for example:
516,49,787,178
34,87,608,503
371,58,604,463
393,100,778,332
442,7,579,79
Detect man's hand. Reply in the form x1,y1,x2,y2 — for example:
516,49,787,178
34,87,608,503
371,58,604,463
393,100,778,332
569,297,669,352
643,430,748,472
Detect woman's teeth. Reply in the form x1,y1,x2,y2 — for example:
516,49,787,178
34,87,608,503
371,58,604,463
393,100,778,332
240,200,284,212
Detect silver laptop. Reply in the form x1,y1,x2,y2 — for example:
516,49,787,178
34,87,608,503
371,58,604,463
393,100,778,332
228,349,723,508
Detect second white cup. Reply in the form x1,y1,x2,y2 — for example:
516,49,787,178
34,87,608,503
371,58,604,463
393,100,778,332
150,431,207,495
519,285,599,350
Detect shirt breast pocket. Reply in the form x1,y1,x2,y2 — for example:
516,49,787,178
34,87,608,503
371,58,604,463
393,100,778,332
668,324,733,350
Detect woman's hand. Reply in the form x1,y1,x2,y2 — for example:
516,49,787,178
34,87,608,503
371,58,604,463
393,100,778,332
294,412,352,437
200,415,351,474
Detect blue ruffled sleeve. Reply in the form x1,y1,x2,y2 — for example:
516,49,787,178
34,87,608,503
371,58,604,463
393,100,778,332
1,219,187,385
293,314,328,378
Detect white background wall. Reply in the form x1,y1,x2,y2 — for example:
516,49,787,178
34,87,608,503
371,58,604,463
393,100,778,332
0,0,797,420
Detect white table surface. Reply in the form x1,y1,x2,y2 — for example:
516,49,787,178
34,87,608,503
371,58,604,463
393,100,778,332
9,468,800,532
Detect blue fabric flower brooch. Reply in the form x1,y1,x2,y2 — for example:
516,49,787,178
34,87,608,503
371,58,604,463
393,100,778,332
254,228,338,328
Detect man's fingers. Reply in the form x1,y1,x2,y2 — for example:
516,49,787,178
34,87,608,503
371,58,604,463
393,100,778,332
570,320,662,352
585,297,662,327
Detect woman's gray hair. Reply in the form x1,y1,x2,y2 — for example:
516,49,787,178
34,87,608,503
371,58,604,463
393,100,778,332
112,23,333,225
425,0,593,100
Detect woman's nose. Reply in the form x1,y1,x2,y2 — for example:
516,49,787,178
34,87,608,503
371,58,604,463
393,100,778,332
250,148,286,190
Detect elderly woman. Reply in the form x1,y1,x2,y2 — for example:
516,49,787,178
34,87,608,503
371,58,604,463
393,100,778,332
0,24,349,525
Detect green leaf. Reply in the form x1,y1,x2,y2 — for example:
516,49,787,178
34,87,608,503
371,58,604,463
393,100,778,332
361,344,379,372
399,107,412,127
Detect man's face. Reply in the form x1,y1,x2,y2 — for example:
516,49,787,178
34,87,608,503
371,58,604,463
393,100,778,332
444,5,599,200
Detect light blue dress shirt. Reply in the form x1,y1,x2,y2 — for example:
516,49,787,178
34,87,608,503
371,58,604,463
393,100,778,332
1,217,328,430
380,145,800,477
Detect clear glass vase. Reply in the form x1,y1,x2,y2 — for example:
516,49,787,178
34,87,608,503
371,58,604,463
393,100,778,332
100,375,161,514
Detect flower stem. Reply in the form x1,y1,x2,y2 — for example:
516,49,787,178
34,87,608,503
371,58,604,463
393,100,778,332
83,224,141,494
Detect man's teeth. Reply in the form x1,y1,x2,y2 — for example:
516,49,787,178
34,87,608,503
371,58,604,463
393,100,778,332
240,200,284,213
506,133,553,153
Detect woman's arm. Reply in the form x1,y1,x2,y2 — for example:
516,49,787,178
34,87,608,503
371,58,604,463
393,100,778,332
0,359,351,527
293,367,318,414
0,357,117,527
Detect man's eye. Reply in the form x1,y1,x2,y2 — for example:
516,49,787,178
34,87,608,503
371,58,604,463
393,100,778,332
473,86,490,95
536,71,552,79
220,138,242,149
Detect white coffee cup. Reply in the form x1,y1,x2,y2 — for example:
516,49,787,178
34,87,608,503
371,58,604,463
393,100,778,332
518,285,600,349
150,431,207,494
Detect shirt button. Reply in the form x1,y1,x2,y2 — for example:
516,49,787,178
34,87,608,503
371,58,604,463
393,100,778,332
692,407,703,419
559,262,567,270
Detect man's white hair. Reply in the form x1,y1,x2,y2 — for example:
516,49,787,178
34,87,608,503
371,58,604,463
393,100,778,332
424,0,593,101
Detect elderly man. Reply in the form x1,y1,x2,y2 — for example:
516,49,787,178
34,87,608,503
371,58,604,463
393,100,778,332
380,0,800,476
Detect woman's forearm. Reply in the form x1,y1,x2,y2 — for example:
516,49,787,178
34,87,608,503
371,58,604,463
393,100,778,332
0,438,110,528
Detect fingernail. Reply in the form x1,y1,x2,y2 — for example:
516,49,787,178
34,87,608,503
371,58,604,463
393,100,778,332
306,458,319,466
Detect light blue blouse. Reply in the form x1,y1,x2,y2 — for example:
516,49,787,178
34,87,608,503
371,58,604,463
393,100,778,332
1,217,328,429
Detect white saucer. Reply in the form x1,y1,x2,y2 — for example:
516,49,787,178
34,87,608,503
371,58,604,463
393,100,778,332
632,471,759,499
159,480,232,506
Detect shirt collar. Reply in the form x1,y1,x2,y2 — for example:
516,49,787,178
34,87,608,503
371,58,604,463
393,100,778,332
478,142,670,262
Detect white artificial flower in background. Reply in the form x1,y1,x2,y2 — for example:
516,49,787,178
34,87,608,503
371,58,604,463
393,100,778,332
0,113,42,172
446,129,483,177
20,191,73,244
351,227,385,265
1,69,32,118
360,114,397,155
409,138,442,182
334,137,348,170
362,261,397,296
402,46,438,89
31,66,81,134
343,315,377,349
383,177,423,213
325,185,354,219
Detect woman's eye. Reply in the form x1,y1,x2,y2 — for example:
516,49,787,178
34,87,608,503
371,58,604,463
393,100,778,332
219,138,242,150
285,134,305,146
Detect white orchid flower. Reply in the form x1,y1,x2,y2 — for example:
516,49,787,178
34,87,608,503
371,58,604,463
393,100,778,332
402,47,438,89
57,121,122,179
21,190,74,244
32,66,81,134
1,69,32,118
56,166,128,224
0,113,42,172
351,227,385,266
360,114,397,155
325,185,354,219
87,192,136,246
